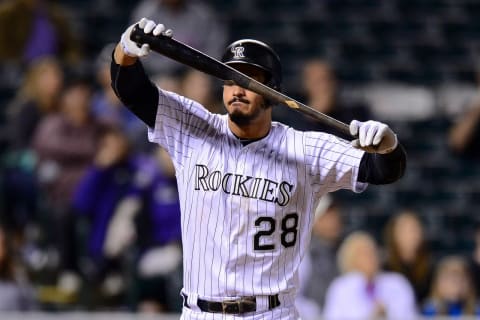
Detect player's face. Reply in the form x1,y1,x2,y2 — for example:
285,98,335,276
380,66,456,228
222,64,269,126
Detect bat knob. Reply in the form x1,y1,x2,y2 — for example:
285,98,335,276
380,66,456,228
130,24,142,44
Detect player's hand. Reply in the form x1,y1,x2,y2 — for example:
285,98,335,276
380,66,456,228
349,120,398,154
120,18,173,58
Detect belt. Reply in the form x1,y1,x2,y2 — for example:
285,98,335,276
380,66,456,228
182,292,281,314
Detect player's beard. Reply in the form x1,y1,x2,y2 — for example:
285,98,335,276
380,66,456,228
227,99,269,126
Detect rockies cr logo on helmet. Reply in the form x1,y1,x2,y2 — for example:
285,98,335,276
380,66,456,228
231,46,245,59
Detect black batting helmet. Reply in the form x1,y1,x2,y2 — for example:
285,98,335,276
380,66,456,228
221,39,282,91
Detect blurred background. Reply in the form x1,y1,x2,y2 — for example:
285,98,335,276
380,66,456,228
1,0,480,319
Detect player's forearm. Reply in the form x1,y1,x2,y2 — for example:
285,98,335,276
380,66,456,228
110,46,158,128
358,143,407,184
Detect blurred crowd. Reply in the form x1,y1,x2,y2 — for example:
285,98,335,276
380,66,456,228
297,196,480,319
0,0,225,312
1,0,480,318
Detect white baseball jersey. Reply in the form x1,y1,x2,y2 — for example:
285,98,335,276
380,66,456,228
148,88,367,319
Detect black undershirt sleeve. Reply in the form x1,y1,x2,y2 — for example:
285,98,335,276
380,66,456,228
110,57,159,128
358,143,407,184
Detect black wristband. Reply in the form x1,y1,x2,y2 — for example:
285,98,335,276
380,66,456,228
358,143,407,184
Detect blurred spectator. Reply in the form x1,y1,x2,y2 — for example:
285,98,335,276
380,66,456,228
32,77,104,290
383,209,434,305
128,147,182,313
273,59,372,139
70,132,182,311
5,57,63,150
67,126,142,305
323,231,417,320
0,0,81,65
296,195,343,319
33,77,103,214
0,225,36,311
448,90,480,159
181,69,223,114
422,256,480,316
92,43,149,152
1,57,63,233
130,0,227,75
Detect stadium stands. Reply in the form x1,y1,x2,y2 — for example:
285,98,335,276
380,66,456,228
215,0,480,255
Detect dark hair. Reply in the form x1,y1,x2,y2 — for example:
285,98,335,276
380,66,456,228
383,210,431,286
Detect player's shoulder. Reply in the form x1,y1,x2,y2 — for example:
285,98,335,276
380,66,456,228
271,120,290,132
273,120,327,135
273,121,350,146
270,122,327,150
161,88,224,123
271,120,315,136
270,120,299,141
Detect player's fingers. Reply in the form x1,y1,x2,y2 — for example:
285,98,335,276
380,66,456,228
364,123,379,146
351,139,361,149
144,20,156,34
153,23,166,36
358,122,370,147
139,43,150,56
349,120,360,137
164,29,173,37
139,17,148,29
373,125,388,146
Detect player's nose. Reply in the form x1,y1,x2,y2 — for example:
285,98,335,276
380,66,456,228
232,84,246,96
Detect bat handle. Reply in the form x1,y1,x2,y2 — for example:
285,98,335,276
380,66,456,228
130,24,147,45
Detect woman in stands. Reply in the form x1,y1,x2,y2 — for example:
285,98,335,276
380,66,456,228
383,210,434,306
422,256,480,316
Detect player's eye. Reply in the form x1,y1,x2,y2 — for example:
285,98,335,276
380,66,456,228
223,80,235,86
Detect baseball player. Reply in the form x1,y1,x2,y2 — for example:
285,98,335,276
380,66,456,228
111,18,406,319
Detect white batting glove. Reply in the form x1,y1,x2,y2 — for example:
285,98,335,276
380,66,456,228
120,17,173,58
349,120,398,154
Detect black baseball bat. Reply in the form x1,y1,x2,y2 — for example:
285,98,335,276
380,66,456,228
130,25,353,138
